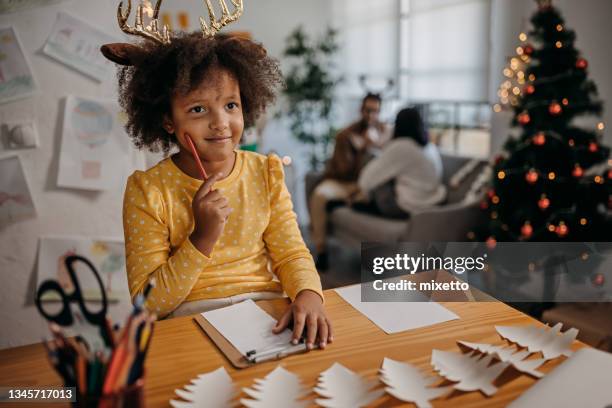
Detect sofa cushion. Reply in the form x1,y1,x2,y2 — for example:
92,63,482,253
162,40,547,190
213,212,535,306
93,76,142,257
330,207,408,242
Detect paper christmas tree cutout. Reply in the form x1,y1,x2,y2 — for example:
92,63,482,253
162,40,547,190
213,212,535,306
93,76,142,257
241,366,308,408
169,367,236,408
379,358,450,408
431,349,509,396
495,323,578,360
458,341,545,378
314,362,384,407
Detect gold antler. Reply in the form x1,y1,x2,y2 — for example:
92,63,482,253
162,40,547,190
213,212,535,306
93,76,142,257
117,0,171,45
200,0,244,38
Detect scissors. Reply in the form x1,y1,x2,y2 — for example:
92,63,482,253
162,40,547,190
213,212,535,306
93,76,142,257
35,255,112,349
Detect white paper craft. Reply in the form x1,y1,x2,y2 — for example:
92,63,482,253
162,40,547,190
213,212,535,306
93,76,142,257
431,349,509,396
0,154,35,224
37,236,129,301
0,26,36,104
495,323,578,360
57,95,140,191
42,12,117,82
379,358,450,408
201,299,293,356
241,366,307,408
457,341,545,378
169,367,236,408
314,362,384,408
508,348,612,408
334,284,459,334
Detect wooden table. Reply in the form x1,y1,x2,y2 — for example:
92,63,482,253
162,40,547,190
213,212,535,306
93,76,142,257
0,287,585,407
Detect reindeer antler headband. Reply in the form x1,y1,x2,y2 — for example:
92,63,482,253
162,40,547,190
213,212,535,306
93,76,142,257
101,0,243,64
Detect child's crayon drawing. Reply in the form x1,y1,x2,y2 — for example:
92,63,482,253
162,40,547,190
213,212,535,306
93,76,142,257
0,27,36,104
38,236,128,302
57,95,142,191
0,154,36,225
42,12,117,82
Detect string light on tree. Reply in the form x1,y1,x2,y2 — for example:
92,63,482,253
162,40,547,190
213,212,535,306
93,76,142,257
533,132,546,145
589,142,598,152
549,101,562,115
521,221,533,239
525,169,539,184
538,194,550,210
572,164,584,178
592,273,605,287
518,111,531,125
555,221,569,238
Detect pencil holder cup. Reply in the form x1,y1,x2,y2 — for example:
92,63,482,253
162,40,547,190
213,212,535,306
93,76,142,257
73,378,145,408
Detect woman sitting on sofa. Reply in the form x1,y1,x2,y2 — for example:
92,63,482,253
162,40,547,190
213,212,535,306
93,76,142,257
356,107,446,218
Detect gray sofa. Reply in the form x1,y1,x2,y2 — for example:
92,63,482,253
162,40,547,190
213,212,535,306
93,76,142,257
305,153,488,249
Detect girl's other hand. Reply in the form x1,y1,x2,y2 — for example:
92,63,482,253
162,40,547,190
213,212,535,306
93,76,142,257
189,172,232,256
272,290,333,350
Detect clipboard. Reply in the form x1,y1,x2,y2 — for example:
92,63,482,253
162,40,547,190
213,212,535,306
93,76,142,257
194,314,253,368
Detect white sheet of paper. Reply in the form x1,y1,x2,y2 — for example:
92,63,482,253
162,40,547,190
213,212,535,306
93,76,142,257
314,362,384,408
169,367,235,408
334,284,459,334
380,358,450,408
508,348,612,408
201,299,292,356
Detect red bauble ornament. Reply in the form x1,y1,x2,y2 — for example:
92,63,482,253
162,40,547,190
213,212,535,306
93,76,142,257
525,85,535,95
592,273,605,287
521,222,533,239
576,58,588,69
538,195,550,210
589,142,598,152
494,155,504,165
555,222,569,238
487,189,496,199
518,111,531,125
523,44,534,55
572,164,584,178
607,169,612,179
549,101,562,116
525,169,539,184
486,236,497,249
480,200,489,210
533,132,546,145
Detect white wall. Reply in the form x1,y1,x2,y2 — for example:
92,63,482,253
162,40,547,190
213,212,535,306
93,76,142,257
0,0,331,349
489,0,612,153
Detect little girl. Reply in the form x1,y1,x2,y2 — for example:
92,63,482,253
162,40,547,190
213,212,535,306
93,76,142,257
101,9,331,349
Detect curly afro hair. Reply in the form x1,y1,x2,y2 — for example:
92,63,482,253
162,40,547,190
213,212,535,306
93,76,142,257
115,32,283,153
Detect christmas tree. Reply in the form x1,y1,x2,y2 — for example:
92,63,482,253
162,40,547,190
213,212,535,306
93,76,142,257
476,0,611,244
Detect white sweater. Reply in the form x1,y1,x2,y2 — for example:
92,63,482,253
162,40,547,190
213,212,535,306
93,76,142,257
358,138,447,212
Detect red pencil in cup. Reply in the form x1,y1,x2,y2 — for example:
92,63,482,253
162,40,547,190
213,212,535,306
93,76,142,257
185,134,208,180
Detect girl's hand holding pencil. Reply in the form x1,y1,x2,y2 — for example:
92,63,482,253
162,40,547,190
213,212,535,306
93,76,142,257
189,171,233,257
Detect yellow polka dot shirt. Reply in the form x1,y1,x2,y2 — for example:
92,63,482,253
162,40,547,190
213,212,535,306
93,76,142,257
123,150,323,317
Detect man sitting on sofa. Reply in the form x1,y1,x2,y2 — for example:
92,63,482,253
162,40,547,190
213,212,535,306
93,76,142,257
309,93,389,270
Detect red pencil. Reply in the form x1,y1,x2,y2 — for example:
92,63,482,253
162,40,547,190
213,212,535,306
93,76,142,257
185,135,208,180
